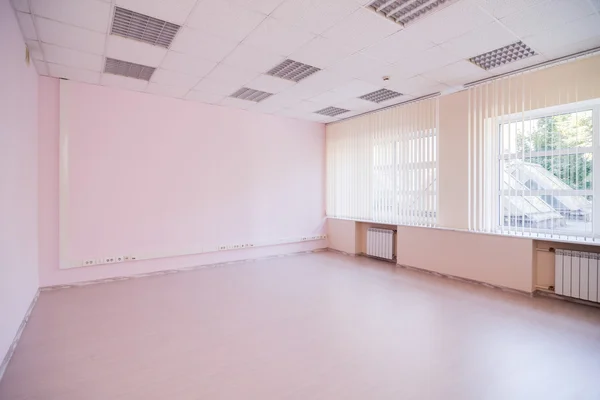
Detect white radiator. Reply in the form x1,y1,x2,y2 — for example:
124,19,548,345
366,228,394,260
555,250,600,303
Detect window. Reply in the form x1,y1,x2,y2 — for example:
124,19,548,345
498,105,597,238
326,97,438,226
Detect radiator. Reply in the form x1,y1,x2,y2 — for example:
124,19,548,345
366,228,394,260
555,250,600,303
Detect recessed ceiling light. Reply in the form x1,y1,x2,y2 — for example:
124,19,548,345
359,89,403,103
104,58,156,81
230,87,274,102
315,107,350,117
469,41,537,70
266,59,321,83
111,7,181,48
367,0,458,27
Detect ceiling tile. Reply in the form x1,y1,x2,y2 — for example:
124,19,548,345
11,0,30,12
293,100,328,112
536,32,600,60
438,21,519,60
32,59,48,75
151,69,199,88
250,96,287,113
194,78,245,96
106,35,168,66
31,0,111,33
204,63,259,86
299,113,332,123
146,83,189,98
48,63,101,84
471,0,549,19
328,52,392,80
160,51,217,77
523,14,600,56
289,36,356,69
222,43,285,73
26,40,43,60
246,74,295,93
272,0,360,35
256,92,302,109
35,17,106,54
499,0,595,38
284,69,352,98
220,97,255,110
387,75,448,97
398,45,463,75
185,90,225,104
101,74,149,91
187,2,265,42
333,97,378,111
422,60,491,86
330,79,381,97
399,1,494,46
310,90,352,104
243,17,316,56
170,27,240,63
228,0,287,14
322,8,400,53
42,43,104,71
16,12,37,40
361,28,436,64
115,0,197,24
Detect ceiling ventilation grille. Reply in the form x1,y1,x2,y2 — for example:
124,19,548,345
111,7,181,48
367,0,458,27
469,41,537,70
230,87,274,102
315,107,350,117
359,88,403,103
266,59,321,82
104,58,156,81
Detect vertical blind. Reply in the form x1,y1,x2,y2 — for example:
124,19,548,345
326,97,439,226
467,56,600,242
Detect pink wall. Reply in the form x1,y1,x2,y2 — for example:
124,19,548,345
38,78,326,286
0,3,40,365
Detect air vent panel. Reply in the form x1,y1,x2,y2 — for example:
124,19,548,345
469,41,537,70
111,7,181,48
315,107,350,117
104,58,156,81
267,59,321,82
230,87,273,102
367,0,458,27
359,89,403,103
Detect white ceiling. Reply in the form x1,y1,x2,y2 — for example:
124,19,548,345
11,0,600,123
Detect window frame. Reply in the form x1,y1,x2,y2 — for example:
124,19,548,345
495,99,600,240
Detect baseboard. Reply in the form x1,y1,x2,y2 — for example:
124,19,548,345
326,248,357,257
0,289,40,382
42,248,329,291
534,289,600,309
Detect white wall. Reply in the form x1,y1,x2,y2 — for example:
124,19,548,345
0,2,40,368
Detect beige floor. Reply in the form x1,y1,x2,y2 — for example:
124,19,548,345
1,252,600,400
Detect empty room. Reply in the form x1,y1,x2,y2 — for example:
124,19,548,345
2,0,600,398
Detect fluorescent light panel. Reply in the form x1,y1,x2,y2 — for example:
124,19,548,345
367,0,458,26
104,58,156,81
111,7,181,48
315,107,350,117
266,59,321,82
359,89,403,103
469,41,537,70
230,87,273,102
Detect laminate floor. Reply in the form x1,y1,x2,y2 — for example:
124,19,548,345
1,252,600,400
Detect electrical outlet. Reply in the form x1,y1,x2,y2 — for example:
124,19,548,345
116,256,124,263
95,258,104,265
233,244,241,249
219,245,227,251
104,257,116,264
240,244,246,248
124,256,131,261
247,243,254,247
302,237,308,241
130,255,138,261
82,259,95,267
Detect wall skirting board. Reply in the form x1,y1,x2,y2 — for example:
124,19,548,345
0,290,40,383
42,248,328,291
